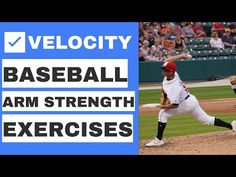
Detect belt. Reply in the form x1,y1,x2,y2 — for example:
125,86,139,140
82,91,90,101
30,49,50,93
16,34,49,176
185,95,190,100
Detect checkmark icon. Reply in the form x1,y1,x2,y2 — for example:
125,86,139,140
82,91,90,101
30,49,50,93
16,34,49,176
4,32,25,53
9,36,22,47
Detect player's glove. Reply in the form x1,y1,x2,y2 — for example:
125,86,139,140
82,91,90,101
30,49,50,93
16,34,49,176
160,89,170,106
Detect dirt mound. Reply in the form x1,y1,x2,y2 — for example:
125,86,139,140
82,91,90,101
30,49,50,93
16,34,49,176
139,131,236,155
139,98,236,155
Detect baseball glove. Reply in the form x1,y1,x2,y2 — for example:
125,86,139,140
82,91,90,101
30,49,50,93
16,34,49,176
230,76,236,85
160,89,170,105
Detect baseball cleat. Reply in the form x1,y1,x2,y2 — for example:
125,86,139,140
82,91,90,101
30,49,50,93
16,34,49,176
146,137,164,147
231,121,236,131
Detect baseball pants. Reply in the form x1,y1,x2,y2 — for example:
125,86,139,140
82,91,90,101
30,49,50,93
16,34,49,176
158,94,215,125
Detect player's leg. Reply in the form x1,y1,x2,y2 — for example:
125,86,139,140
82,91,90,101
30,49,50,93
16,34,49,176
146,108,184,147
188,95,235,130
156,108,183,140
192,106,235,130
230,79,236,94
233,88,236,94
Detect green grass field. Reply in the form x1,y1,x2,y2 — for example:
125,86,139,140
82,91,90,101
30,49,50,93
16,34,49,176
139,85,234,105
139,86,236,140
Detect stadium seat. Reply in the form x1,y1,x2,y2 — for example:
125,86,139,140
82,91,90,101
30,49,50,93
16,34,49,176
202,37,211,44
192,45,198,50
194,44,209,50
197,56,208,60
208,56,218,60
218,49,230,56
204,49,220,56
185,38,196,45
203,44,211,50
185,38,191,45
191,50,205,57
174,51,182,55
186,42,211,52
190,57,197,61
195,38,206,44
223,22,231,28
187,44,194,51
228,49,236,55
217,56,230,60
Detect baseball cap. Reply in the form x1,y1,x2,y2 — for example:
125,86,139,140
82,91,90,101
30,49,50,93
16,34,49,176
161,61,177,72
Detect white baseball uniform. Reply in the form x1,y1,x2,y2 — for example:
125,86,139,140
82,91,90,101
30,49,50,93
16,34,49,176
159,72,215,125
231,84,236,90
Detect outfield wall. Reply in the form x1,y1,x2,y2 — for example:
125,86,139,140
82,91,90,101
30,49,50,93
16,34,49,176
139,59,236,82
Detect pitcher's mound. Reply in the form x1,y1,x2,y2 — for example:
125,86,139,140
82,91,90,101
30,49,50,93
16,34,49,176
139,131,236,155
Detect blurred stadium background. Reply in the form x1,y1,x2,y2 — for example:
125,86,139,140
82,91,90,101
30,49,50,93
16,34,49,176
139,22,236,82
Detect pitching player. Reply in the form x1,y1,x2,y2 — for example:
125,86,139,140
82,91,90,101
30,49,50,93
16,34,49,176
146,53,236,147
230,76,236,94
230,76,236,108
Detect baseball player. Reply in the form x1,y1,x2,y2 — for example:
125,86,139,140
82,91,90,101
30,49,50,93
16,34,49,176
146,53,236,147
230,76,236,94
230,76,236,108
